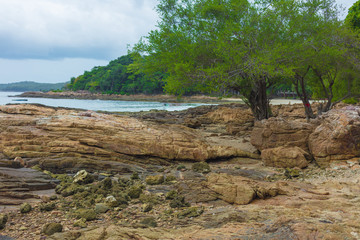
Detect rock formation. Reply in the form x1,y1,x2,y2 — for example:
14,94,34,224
309,107,360,167
261,146,310,168
0,104,257,173
0,167,58,205
252,106,360,168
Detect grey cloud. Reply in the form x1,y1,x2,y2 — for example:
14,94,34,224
0,0,158,60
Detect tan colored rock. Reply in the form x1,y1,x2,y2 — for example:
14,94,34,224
206,173,256,205
309,107,360,167
261,146,310,169
251,117,316,152
203,106,254,124
0,105,256,172
14,157,26,167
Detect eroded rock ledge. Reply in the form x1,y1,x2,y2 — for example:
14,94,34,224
0,104,257,173
251,105,360,168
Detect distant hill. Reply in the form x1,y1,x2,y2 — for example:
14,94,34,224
0,81,68,92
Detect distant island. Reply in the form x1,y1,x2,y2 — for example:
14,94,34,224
0,81,67,92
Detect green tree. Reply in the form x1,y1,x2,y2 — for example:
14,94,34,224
280,0,360,118
133,0,287,120
134,0,359,120
346,0,360,30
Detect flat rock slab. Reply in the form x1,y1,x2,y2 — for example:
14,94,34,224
0,167,58,205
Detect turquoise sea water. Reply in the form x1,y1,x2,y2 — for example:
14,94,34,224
0,92,206,112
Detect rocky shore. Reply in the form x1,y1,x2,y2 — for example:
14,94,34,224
1,102,360,239
15,91,230,103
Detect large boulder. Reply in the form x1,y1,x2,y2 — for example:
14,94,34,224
261,146,310,169
251,118,316,152
0,104,257,173
309,107,360,167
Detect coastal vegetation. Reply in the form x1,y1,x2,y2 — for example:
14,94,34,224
65,54,164,95
132,0,360,120
64,0,360,121
0,81,67,92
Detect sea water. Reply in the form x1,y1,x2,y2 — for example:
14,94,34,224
0,92,206,112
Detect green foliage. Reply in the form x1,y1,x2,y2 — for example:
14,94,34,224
346,0,360,30
133,0,360,118
66,54,164,95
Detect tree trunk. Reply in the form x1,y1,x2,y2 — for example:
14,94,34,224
247,79,271,121
293,71,315,120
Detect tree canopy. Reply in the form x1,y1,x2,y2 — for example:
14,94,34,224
346,0,360,30
133,0,360,120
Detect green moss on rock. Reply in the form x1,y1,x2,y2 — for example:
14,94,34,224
192,162,211,174
73,218,87,228
102,177,113,190
75,209,97,221
40,202,56,212
177,207,204,219
127,185,143,199
20,203,32,213
0,214,8,230
145,175,164,185
165,190,178,200
73,170,94,185
140,217,157,228
169,196,190,208
142,203,153,212
42,223,63,236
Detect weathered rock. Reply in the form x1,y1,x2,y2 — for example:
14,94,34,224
40,202,56,211
13,157,26,167
192,162,211,174
309,107,360,167
104,195,118,208
169,195,190,208
140,217,157,228
20,203,32,213
202,106,255,135
142,203,153,212
0,167,57,205
145,175,164,185
73,170,93,184
94,203,110,214
0,214,8,229
42,223,63,236
206,173,256,205
73,218,87,228
202,106,254,125
206,173,284,205
251,117,316,152
75,209,97,221
0,104,257,173
272,103,311,119
177,207,204,219
0,160,21,168
261,146,310,169
127,185,143,199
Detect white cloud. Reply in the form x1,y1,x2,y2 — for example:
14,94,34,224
0,0,158,60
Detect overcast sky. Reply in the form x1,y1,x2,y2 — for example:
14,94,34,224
0,0,357,84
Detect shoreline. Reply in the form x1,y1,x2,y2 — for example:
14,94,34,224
14,90,315,106
16,91,236,104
